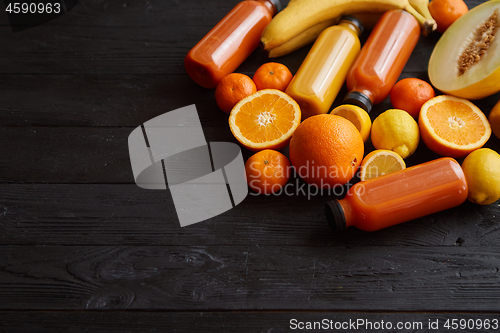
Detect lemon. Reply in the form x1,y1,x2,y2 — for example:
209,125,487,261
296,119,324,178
371,109,420,159
461,148,500,205
359,149,406,181
489,99,500,140
330,104,372,142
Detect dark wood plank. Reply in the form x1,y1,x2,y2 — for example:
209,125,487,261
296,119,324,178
0,21,269,76
0,0,486,28
0,74,230,128
1,184,499,247
0,26,435,75
0,0,259,27
1,310,499,332
0,125,243,184
0,0,486,76
1,245,500,311
0,0,496,129
0,127,135,184
1,125,499,183
0,73,499,128
0,0,498,324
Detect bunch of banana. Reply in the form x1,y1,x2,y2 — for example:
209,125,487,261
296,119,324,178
267,13,382,58
263,0,437,57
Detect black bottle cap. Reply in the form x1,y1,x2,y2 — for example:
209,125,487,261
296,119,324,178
339,15,364,35
268,0,282,13
325,200,347,231
343,91,373,113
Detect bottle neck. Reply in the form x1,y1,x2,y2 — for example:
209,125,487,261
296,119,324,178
343,91,373,113
338,197,355,229
339,21,362,36
257,0,278,16
325,200,344,231
325,195,359,231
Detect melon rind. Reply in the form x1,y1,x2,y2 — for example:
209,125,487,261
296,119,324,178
428,0,500,100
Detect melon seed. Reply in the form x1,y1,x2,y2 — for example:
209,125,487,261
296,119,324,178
458,9,499,75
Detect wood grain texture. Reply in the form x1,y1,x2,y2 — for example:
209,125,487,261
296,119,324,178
0,125,499,183
1,0,499,328
0,74,221,127
0,125,240,184
0,245,500,311
0,0,485,76
1,311,499,332
0,73,499,128
1,184,499,247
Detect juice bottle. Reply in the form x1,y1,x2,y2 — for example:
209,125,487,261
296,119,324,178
285,16,363,120
343,10,420,113
325,157,468,231
184,0,280,89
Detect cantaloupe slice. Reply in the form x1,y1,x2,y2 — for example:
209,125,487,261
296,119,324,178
428,0,500,100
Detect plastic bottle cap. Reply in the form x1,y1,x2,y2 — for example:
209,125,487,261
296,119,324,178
343,91,373,113
268,0,282,12
339,15,364,35
325,200,347,231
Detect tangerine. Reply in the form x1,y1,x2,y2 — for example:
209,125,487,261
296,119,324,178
390,78,435,119
245,149,291,195
215,73,257,114
289,114,364,187
428,0,468,33
252,62,293,92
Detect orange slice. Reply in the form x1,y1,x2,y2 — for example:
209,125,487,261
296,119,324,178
419,95,491,158
229,89,301,151
359,150,406,181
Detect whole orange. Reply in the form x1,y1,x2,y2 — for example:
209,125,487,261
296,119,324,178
428,0,468,33
215,73,256,113
252,62,293,92
390,78,435,118
245,149,291,195
289,114,364,188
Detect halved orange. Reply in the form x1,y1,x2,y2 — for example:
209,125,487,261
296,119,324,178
229,89,301,151
419,95,491,158
359,149,406,181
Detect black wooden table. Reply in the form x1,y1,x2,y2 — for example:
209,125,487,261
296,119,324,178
1,0,500,331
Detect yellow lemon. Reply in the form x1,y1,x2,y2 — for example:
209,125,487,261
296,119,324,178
359,149,406,181
371,109,420,159
330,104,372,142
461,148,500,205
489,99,500,140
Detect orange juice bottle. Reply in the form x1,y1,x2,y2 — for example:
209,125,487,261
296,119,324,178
343,10,420,113
325,157,468,231
285,16,363,120
184,0,280,89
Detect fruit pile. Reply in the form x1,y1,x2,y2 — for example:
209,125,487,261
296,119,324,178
186,0,500,228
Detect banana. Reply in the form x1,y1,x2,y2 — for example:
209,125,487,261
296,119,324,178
409,0,435,22
261,0,437,50
266,13,382,58
267,19,336,58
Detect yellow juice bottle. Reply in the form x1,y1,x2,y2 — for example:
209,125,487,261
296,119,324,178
285,16,363,120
